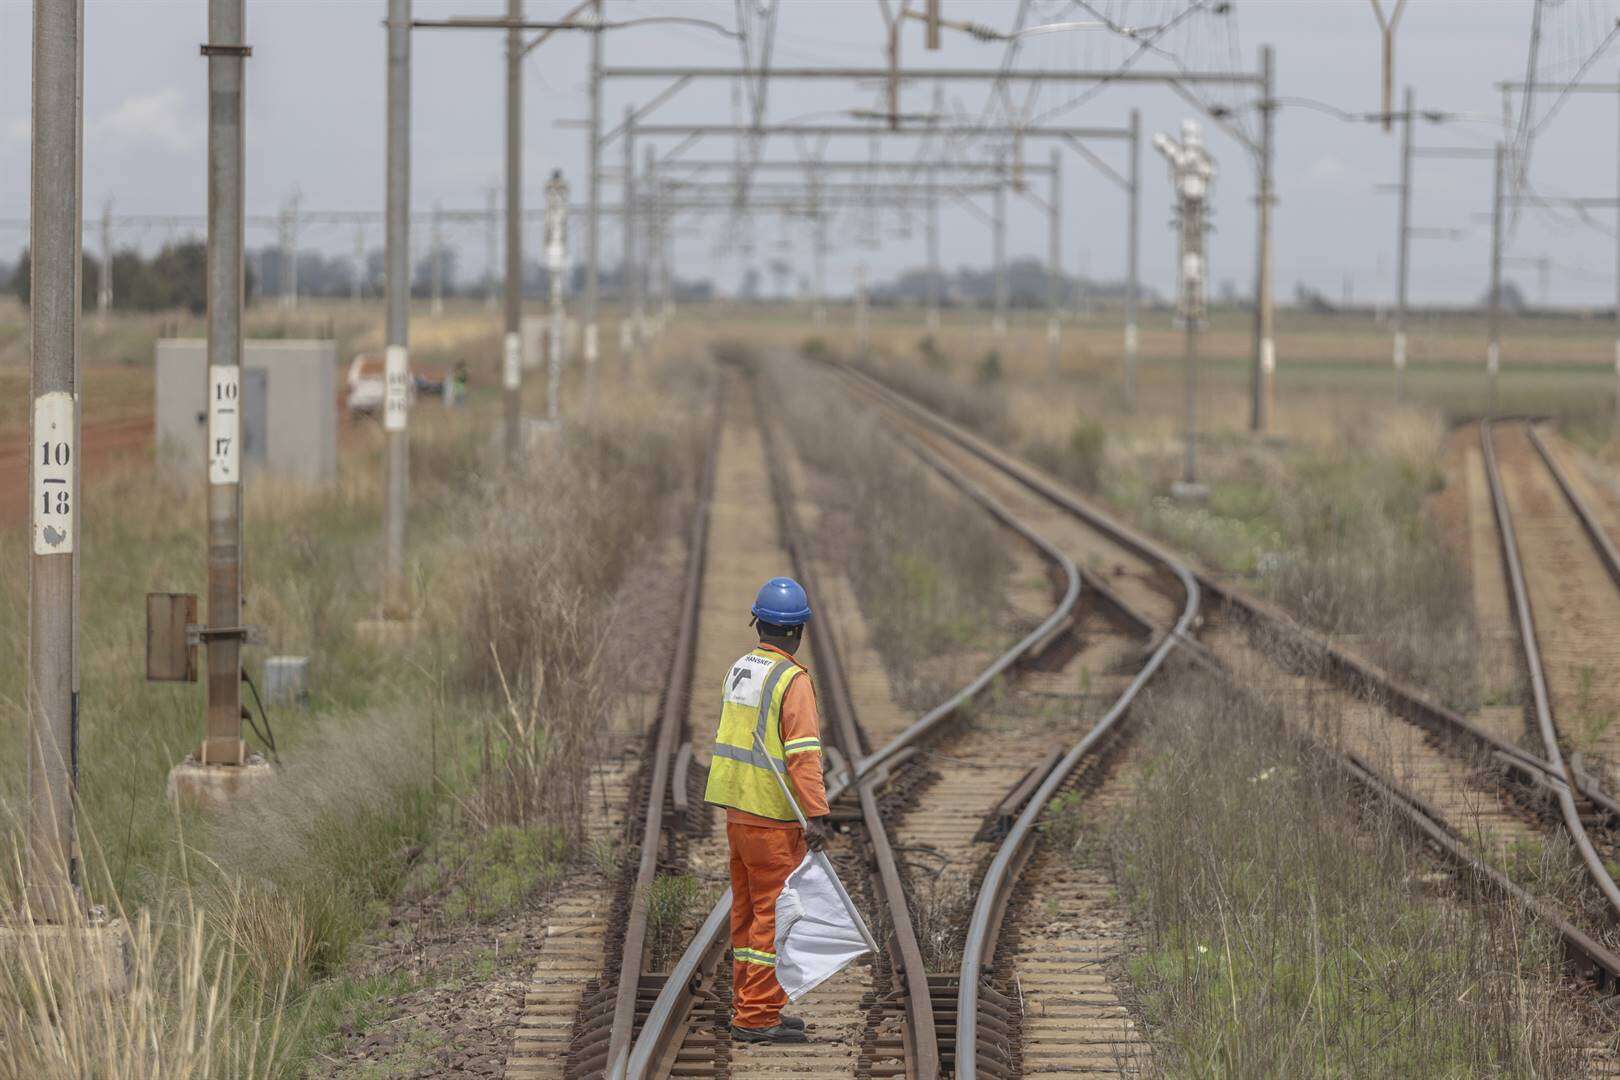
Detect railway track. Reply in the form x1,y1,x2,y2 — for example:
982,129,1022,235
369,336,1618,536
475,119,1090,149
569,355,1620,1080
1481,419,1620,916
605,359,1173,1080
836,364,1620,1075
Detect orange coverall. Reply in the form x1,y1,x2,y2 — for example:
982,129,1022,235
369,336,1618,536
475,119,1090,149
727,643,829,1030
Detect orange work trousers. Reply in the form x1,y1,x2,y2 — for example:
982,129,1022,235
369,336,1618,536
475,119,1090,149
727,820,807,1029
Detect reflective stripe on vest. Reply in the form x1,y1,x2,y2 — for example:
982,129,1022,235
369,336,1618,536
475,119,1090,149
703,647,809,821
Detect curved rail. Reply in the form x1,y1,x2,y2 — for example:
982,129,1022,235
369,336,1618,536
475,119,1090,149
752,373,941,1078
832,366,1202,1078
850,362,1620,1013
590,388,725,1078
1480,419,1620,918
618,363,1083,1080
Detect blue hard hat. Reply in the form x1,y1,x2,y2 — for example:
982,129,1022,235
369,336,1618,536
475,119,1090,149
751,577,812,627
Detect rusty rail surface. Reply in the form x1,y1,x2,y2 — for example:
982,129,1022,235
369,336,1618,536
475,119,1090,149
851,365,1620,1028
581,386,726,1079
618,360,1082,1079
1480,419,1620,919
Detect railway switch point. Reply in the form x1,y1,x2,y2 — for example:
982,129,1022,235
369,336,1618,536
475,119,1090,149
167,754,274,811
0,912,131,998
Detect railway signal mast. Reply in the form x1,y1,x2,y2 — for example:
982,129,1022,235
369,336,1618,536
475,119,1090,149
1156,119,1214,500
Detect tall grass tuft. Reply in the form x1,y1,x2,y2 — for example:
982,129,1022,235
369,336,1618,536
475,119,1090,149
764,355,1010,707
460,405,705,845
1108,667,1591,1076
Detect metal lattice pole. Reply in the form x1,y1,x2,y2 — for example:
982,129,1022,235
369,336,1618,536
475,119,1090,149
1047,146,1062,375
1488,141,1504,418
992,177,1007,338
1125,108,1140,412
622,107,637,365
1394,85,1413,402
583,0,603,397
27,0,85,921
1250,44,1276,433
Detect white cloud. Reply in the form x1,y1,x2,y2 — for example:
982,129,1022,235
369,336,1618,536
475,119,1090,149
91,88,194,152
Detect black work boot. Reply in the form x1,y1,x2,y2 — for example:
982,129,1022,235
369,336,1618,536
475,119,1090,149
778,1014,806,1031
731,1023,808,1044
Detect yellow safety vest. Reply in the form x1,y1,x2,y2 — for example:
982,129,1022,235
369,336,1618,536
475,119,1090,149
703,647,820,822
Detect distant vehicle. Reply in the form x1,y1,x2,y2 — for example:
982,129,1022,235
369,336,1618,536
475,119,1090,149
347,353,449,420
345,353,386,418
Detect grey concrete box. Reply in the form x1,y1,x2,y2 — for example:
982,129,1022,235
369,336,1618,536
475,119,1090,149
263,655,310,705
155,339,338,487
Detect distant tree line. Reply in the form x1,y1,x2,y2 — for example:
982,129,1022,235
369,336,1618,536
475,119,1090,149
8,242,246,314
869,256,1161,309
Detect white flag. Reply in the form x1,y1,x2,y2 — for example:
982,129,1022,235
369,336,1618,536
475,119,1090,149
774,851,874,1002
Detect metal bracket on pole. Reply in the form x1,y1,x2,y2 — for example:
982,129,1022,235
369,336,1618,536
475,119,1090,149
200,43,253,57
186,624,265,647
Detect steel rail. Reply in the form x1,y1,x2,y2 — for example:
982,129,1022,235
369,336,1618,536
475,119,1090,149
750,372,941,1079
1481,419,1620,918
592,387,724,1079
1526,423,1620,595
832,365,1200,1078
619,359,1082,1080
850,367,1620,1044
836,364,1620,816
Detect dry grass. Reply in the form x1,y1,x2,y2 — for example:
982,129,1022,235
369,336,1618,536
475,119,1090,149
756,349,1011,708
459,384,708,844
1100,667,1595,1077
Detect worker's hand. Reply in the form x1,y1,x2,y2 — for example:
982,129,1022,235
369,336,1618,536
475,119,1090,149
804,816,834,852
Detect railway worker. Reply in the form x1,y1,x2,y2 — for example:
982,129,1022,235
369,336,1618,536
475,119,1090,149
703,576,835,1045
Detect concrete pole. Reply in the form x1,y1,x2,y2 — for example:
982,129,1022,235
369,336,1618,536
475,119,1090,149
622,106,637,364
202,0,248,768
382,0,411,618
1249,44,1276,433
856,262,869,357
1614,73,1619,425
1047,147,1062,376
97,200,112,326
583,1,603,391
639,145,653,341
926,158,941,333
1183,304,1200,486
27,0,84,921
352,224,365,303
1488,141,1504,418
1125,108,1140,412
992,178,1008,338
486,186,499,311
811,166,826,326
546,170,568,424
430,202,444,316
503,0,523,468
1394,86,1413,403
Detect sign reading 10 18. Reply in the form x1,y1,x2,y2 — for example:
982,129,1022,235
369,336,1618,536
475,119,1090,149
33,392,75,556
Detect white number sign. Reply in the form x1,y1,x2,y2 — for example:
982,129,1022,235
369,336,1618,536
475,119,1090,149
32,392,75,556
384,345,410,432
503,332,521,390
209,364,240,485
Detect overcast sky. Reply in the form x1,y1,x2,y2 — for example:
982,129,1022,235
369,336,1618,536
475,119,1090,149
0,2,1608,306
